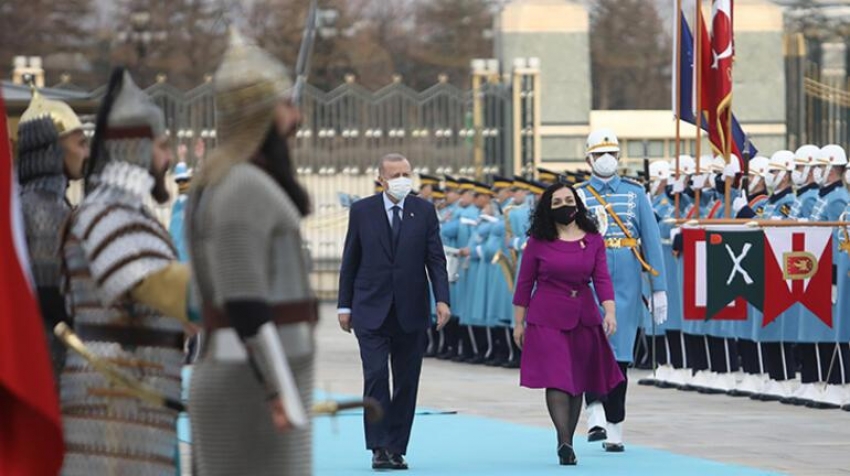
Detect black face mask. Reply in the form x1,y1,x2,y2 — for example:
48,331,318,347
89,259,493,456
552,206,578,225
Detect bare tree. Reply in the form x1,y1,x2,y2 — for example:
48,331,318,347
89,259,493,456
590,0,671,110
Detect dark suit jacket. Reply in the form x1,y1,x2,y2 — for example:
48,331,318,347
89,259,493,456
338,193,450,333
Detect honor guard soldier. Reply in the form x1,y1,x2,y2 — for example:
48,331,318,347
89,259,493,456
750,150,801,401
577,128,667,452
537,167,560,186
797,145,850,408
170,161,192,262
418,173,439,202
789,144,821,219
16,85,89,381
435,176,463,358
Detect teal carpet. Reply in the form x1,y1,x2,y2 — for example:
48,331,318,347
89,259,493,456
178,368,782,475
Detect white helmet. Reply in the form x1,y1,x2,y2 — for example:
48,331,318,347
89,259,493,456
674,155,696,175
817,144,848,167
649,160,671,180
768,150,796,172
585,128,620,156
649,160,671,195
710,154,741,174
792,144,818,186
695,154,715,174
747,156,770,194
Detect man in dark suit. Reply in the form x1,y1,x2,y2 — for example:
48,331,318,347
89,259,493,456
338,153,451,470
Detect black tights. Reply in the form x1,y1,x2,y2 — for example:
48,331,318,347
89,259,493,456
545,389,583,447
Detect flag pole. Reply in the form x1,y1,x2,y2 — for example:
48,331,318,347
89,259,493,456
694,0,703,218
674,0,683,219
724,112,733,218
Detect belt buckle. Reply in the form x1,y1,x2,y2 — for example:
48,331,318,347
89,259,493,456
569,289,578,298
605,238,620,249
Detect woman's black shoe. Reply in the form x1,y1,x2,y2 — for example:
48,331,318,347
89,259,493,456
557,444,577,465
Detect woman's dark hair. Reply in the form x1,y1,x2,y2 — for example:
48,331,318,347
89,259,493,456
254,124,311,216
528,182,598,241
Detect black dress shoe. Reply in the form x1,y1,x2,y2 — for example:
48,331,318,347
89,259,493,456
388,453,408,470
557,444,577,465
603,442,625,453
842,403,850,412
587,426,607,442
501,358,520,369
372,449,392,470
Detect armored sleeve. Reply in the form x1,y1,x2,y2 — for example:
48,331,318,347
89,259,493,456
73,203,177,306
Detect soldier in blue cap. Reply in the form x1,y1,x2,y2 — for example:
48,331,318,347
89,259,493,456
169,162,193,263
577,128,667,452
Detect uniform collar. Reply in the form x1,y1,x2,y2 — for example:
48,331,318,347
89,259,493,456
590,174,620,192
768,186,793,203
818,180,842,197
798,183,819,196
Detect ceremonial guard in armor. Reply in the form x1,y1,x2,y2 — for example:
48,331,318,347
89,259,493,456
577,129,667,452
169,161,192,262
795,145,849,408
59,68,188,475
751,150,800,401
186,31,317,475
16,86,88,380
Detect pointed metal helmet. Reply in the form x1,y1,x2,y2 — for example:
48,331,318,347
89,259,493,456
17,86,83,184
198,28,293,186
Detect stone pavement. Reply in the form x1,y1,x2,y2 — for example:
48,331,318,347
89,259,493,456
314,303,850,476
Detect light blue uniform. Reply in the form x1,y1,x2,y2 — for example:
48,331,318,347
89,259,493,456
836,201,850,341
467,219,493,327
577,175,667,363
788,183,820,219
168,194,189,262
797,182,849,342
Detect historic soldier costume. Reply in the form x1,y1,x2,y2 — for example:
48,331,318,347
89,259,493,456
186,30,317,475
59,68,188,475
577,128,667,452
16,87,87,380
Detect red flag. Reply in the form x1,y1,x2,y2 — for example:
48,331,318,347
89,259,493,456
696,2,743,166
709,0,733,156
0,93,65,474
762,227,833,328
682,228,747,320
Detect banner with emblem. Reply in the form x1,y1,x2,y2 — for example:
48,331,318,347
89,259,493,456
705,229,765,318
682,227,748,320
762,227,833,328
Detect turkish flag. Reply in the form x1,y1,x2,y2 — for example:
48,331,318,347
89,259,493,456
763,227,833,328
0,92,65,474
682,227,748,320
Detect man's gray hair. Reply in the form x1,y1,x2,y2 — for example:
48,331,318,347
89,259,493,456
378,153,409,176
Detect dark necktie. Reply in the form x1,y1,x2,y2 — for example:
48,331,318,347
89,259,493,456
391,206,402,249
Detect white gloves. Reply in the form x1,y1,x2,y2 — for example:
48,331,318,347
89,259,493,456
732,196,748,214
651,291,668,325
722,163,738,180
672,176,686,194
692,174,709,190
832,285,838,305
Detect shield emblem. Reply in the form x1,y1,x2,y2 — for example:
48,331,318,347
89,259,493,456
782,251,818,280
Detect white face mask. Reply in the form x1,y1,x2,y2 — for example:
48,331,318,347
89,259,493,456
764,172,778,190
844,168,850,185
791,168,807,186
813,166,828,185
386,176,413,201
748,176,762,194
591,153,619,177
650,180,663,196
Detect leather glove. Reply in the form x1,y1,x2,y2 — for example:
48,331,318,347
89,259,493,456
651,291,668,325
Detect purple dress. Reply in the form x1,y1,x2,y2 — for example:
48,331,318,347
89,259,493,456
513,233,624,395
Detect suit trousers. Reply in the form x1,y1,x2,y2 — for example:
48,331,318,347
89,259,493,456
355,305,427,455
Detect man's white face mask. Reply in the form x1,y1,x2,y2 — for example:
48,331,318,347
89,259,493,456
386,176,413,201
591,153,619,177
791,167,807,186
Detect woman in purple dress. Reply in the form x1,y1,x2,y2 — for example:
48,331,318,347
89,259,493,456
512,182,623,465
